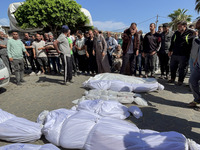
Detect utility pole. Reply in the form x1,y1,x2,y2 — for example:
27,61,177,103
155,15,159,31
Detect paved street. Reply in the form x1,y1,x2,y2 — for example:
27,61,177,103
0,73,200,149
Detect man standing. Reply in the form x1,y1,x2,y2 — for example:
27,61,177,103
75,30,88,74
93,28,110,73
106,31,118,67
54,25,73,85
7,31,29,85
46,32,61,74
0,31,11,74
188,19,200,108
143,23,161,77
32,34,48,75
85,30,98,75
158,23,173,79
168,21,194,85
22,32,37,75
120,23,139,75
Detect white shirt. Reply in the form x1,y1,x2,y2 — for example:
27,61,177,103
76,37,85,55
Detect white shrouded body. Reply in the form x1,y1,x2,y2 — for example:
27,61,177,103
38,100,199,150
0,143,60,150
83,73,164,92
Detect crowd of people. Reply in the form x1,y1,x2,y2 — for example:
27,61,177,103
1,20,200,108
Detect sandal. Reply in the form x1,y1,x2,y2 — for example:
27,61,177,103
188,101,198,108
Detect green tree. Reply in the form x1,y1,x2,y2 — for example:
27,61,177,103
14,0,90,35
195,0,200,13
168,9,192,31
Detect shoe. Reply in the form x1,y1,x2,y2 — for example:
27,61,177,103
168,79,175,83
69,79,74,83
16,82,22,86
37,71,41,76
20,79,26,83
150,73,155,78
139,74,143,78
29,72,35,76
165,75,169,80
64,82,70,86
74,72,77,77
159,75,164,79
176,81,183,86
155,70,159,74
188,101,198,108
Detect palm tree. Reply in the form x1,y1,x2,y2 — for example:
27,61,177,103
168,9,192,31
195,0,200,13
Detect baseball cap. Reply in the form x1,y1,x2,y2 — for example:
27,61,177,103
62,25,69,30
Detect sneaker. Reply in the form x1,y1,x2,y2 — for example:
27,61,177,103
168,79,175,83
16,82,22,86
29,72,36,76
159,75,164,79
165,75,169,80
74,72,77,77
188,101,198,108
37,71,41,76
20,79,26,83
64,82,70,86
69,79,74,83
176,81,183,86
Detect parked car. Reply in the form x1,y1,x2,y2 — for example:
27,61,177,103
0,58,10,87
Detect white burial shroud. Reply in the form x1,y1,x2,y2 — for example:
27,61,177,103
72,89,148,106
83,73,164,92
38,100,200,150
0,143,60,150
0,109,42,143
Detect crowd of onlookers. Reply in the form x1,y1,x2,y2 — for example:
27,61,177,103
1,20,200,108
0,22,198,84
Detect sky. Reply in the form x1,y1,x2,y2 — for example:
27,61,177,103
0,0,199,33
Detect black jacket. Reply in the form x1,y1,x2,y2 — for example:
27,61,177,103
159,31,174,54
169,28,194,57
143,32,161,53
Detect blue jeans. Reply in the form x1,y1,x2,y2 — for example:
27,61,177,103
49,57,61,73
189,57,195,74
134,54,142,75
189,64,200,103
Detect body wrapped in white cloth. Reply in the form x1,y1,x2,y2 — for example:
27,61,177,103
83,73,164,92
38,100,200,150
0,109,42,143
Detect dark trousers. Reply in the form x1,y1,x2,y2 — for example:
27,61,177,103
144,53,157,75
71,54,77,73
12,59,24,83
88,54,98,74
134,54,142,75
107,50,113,67
170,55,188,82
78,54,88,73
189,65,200,103
120,53,135,75
49,57,61,73
73,51,79,71
159,52,169,76
60,54,72,82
